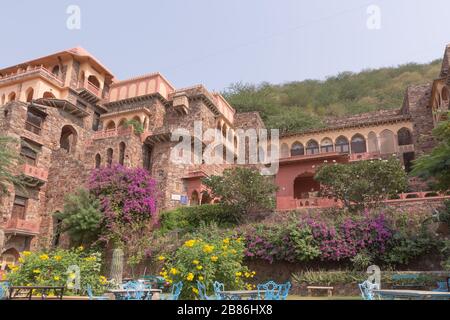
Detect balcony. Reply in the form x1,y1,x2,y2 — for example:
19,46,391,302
0,65,63,87
2,218,40,236
92,127,133,140
349,152,382,162
77,81,102,103
25,121,42,135
19,163,48,187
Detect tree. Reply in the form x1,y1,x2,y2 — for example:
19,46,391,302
54,188,102,247
0,136,21,196
411,114,450,191
314,157,407,210
202,167,278,221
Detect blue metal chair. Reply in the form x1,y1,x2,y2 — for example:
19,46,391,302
279,281,291,300
213,281,225,300
123,281,145,300
196,281,215,300
358,280,379,300
162,281,183,300
86,284,109,300
432,281,448,292
257,281,281,300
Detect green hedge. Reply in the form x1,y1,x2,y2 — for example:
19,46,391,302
159,204,238,233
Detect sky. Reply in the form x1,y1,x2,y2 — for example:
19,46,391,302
1,0,449,91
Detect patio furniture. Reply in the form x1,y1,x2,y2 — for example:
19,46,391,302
220,290,259,300
107,288,161,300
8,286,64,300
139,275,166,290
432,281,448,292
279,281,291,300
0,281,9,300
257,281,281,300
213,281,225,300
374,289,450,300
86,285,109,300
307,286,333,297
196,281,215,300
123,281,146,300
358,280,379,300
161,281,183,300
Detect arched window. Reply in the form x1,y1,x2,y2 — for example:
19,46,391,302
87,75,100,89
43,91,56,99
306,140,319,155
95,154,101,168
60,125,77,153
118,118,127,131
379,129,396,154
280,143,290,158
25,88,34,102
52,215,62,248
8,92,16,102
320,138,334,153
106,148,113,167
351,134,367,154
200,191,212,205
335,136,349,153
143,144,153,172
51,65,60,77
367,131,379,153
397,128,412,146
105,121,116,131
291,142,304,156
119,142,126,165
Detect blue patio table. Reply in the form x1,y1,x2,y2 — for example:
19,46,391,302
220,290,266,300
107,288,162,300
373,289,450,300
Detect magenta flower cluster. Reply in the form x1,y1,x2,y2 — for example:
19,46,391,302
243,212,393,263
88,165,158,231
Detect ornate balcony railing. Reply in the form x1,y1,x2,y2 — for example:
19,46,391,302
2,218,40,235
0,65,63,87
20,163,48,182
91,127,133,140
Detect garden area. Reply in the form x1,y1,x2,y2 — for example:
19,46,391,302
1,115,450,300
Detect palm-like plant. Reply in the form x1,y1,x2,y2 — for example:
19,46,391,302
0,136,21,196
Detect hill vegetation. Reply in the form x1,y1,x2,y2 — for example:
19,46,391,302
222,60,442,134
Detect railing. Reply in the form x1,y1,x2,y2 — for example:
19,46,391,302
276,191,450,210
349,152,381,161
21,163,48,181
25,121,42,135
2,218,40,234
0,65,63,87
92,127,133,140
79,81,101,97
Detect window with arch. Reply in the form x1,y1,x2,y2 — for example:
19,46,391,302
60,125,78,153
306,140,319,155
106,148,113,167
320,138,334,153
379,129,396,154
88,75,100,88
119,142,126,165
397,128,413,146
105,120,116,131
190,190,199,206
290,142,304,156
95,153,101,168
25,88,34,102
51,65,60,77
335,136,349,153
8,92,16,102
143,144,153,172
351,134,366,154
52,215,63,248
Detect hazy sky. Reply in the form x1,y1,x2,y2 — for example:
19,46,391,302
1,0,449,91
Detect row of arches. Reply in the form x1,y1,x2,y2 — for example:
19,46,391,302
104,116,149,132
94,142,127,168
1,89,56,105
190,190,217,206
281,128,413,158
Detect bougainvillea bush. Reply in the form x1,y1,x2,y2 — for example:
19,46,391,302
6,247,108,295
241,210,441,267
157,235,255,300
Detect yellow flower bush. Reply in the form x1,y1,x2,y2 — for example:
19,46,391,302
158,235,255,300
6,248,107,296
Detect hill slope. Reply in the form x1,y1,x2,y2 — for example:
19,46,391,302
222,60,442,133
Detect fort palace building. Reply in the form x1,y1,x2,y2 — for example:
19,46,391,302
0,45,449,266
